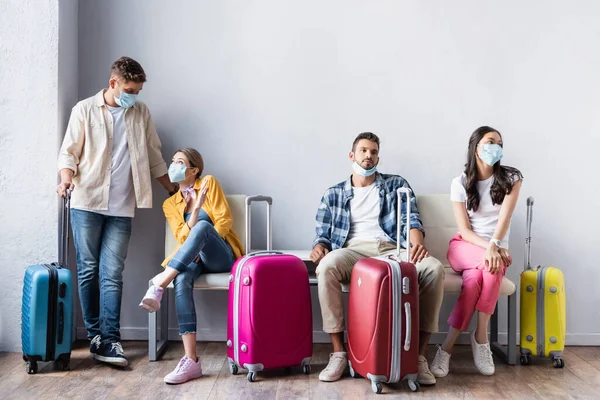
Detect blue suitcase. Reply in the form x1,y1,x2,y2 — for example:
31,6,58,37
21,191,74,374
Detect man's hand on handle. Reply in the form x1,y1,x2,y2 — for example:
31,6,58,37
56,168,74,198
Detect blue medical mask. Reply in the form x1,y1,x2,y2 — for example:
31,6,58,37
114,91,138,109
352,161,377,177
479,143,503,166
168,163,187,183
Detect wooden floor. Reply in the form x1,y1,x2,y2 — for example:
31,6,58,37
1,342,599,399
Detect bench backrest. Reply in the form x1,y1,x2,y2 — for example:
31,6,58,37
164,193,458,266
165,194,248,258
417,194,457,266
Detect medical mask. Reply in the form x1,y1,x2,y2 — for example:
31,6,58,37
479,144,503,166
352,161,377,177
168,163,187,183
114,91,138,109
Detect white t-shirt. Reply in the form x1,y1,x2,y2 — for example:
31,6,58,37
95,104,136,217
450,173,516,248
346,183,388,244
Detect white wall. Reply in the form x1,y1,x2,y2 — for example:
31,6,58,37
76,0,600,344
0,0,60,351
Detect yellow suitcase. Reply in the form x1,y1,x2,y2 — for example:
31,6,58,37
520,197,566,368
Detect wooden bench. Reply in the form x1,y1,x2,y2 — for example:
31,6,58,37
149,194,517,365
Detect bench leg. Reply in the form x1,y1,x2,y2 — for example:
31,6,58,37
490,292,517,365
148,280,169,361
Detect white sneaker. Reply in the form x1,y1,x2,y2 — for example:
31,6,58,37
430,345,451,378
319,352,347,382
417,355,436,385
139,285,164,312
470,331,495,375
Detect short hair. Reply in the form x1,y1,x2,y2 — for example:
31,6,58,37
352,132,380,152
110,56,147,83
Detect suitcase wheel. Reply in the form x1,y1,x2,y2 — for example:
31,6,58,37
349,366,360,379
407,380,420,392
302,364,311,375
229,363,238,375
247,371,256,382
520,355,532,366
26,361,38,375
371,381,383,394
553,358,565,368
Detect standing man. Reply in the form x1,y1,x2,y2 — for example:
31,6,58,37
57,57,177,367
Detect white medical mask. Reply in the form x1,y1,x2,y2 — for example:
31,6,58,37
479,144,503,166
352,161,377,177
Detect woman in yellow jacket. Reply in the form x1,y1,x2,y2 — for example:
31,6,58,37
139,148,243,384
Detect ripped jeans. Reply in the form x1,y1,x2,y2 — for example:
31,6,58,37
168,213,234,335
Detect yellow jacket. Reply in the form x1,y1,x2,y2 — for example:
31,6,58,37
161,175,244,267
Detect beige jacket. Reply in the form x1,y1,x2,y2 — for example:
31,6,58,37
58,89,168,210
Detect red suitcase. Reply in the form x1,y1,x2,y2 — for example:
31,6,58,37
347,187,420,394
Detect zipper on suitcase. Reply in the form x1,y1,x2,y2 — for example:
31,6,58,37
536,266,547,357
43,264,58,361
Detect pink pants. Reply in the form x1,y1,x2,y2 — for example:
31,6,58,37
446,234,508,332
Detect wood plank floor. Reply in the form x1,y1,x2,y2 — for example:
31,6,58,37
1,342,599,399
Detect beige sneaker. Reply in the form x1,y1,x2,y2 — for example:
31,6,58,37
319,352,348,382
417,355,436,385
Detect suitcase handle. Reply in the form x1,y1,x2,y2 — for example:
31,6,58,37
404,301,412,351
396,188,412,263
524,196,534,270
245,195,273,253
59,189,71,267
246,251,283,257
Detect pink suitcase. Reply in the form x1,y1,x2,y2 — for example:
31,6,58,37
226,195,312,382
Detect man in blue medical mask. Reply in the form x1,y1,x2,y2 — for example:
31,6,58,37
56,57,177,368
311,132,445,386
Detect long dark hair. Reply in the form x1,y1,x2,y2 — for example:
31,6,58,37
465,126,523,212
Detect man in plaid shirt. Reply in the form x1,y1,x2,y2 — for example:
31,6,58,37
311,132,444,385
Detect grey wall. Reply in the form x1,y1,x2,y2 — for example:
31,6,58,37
77,0,600,344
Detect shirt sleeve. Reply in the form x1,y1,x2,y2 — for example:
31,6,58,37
57,104,85,176
450,176,467,202
144,108,168,179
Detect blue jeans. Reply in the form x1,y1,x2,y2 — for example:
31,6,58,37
70,209,132,343
168,212,234,334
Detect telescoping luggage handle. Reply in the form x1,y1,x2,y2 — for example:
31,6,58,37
58,189,71,267
396,187,412,351
244,195,282,256
396,187,412,263
525,196,535,271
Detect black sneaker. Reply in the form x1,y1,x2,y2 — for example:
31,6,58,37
90,335,102,355
94,342,128,367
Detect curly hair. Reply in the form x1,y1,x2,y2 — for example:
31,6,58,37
110,56,147,83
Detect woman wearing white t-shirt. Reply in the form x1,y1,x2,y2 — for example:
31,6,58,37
430,126,522,378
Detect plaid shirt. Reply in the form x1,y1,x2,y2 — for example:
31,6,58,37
313,173,425,250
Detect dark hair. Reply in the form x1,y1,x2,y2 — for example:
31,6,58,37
352,132,380,152
176,148,204,178
110,56,147,83
465,126,523,211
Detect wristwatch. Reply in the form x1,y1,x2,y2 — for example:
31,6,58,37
490,238,502,247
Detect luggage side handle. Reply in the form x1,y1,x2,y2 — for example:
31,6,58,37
245,195,273,252
396,187,412,263
404,302,411,351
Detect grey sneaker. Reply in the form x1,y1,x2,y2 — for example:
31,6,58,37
319,352,347,382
